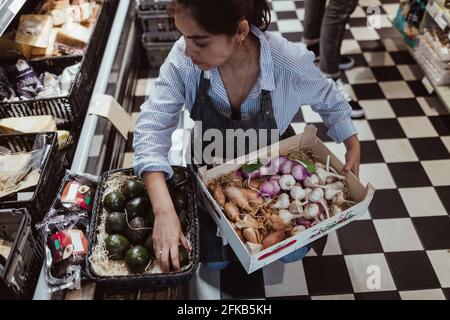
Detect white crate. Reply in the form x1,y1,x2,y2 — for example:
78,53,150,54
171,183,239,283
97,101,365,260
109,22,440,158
195,125,375,274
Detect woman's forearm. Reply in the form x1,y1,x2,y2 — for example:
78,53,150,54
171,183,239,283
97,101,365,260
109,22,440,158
142,171,176,217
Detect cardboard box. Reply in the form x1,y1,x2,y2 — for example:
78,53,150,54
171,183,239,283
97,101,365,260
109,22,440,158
196,125,375,273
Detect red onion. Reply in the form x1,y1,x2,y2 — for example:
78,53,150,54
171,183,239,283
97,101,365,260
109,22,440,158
260,156,289,176
280,160,295,175
269,179,281,194
292,217,312,228
259,181,279,197
291,164,308,181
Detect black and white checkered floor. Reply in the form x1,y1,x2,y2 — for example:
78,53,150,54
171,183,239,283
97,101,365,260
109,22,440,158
124,0,450,300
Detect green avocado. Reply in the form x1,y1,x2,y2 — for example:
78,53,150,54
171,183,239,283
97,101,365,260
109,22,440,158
123,180,146,201
126,197,152,220
105,234,130,261
125,245,151,273
105,212,127,235
125,217,150,245
104,191,126,212
170,246,189,271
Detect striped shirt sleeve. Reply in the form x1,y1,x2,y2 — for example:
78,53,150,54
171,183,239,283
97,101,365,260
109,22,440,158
133,39,187,179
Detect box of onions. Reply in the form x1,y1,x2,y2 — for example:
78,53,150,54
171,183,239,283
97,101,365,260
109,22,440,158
196,125,375,273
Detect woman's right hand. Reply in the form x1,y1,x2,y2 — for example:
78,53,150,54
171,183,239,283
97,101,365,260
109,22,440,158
152,207,189,272
142,171,190,272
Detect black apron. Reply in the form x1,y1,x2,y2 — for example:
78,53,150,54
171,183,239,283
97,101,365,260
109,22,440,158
187,72,327,263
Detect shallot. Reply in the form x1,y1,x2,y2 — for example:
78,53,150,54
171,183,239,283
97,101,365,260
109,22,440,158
242,227,261,244
279,175,296,190
224,186,253,213
261,230,286,249
224,202,240,222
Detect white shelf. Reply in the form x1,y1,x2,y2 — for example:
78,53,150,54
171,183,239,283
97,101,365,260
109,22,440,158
0,0,25,36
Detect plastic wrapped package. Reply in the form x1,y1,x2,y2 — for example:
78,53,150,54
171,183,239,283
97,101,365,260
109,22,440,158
36,171,98,292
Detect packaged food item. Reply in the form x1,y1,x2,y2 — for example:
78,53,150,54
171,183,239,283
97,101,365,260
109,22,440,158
4,59,44,99
50,171,98,215
0,67,15,101
36,171,98,291
37,211,90,291
15,15,53,48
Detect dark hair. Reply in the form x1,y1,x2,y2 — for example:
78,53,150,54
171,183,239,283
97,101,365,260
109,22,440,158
167,0,271,36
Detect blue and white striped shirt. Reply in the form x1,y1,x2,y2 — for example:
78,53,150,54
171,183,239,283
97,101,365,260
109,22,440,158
133,26,357,178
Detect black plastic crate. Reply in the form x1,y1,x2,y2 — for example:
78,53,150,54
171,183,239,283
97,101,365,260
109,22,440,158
0,132,62,227
137,9,180,42
0,208,44,300
141,35,174,69
86,167,199,289
138,0,170,11
0,0,118,167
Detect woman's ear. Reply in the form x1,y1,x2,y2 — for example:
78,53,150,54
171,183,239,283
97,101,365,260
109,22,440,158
236,19,250,42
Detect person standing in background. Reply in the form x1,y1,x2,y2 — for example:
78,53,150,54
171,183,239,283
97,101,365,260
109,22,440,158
303,0,365,118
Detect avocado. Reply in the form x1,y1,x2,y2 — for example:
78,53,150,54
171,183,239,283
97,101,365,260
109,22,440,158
125,245,151,273
105,234,130,261
105,212,127,235
144,234,155,258
179,246,189,267
125,217,150,245
170,246,189,271
123,180,146,200
126,197,151,220
172,192,188,211
104,191,126,212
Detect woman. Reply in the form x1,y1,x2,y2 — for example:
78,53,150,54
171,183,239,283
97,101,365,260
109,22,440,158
133,0,361,272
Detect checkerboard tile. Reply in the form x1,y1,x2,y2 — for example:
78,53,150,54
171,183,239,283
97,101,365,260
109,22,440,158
125,0,450,300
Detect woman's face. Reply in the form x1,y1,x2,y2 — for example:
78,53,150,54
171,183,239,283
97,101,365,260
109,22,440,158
173,9,240,70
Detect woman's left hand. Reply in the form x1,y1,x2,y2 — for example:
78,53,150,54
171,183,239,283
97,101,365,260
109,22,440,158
342,134,361,178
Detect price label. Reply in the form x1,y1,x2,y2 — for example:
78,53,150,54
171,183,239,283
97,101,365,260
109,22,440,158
435,11,448,30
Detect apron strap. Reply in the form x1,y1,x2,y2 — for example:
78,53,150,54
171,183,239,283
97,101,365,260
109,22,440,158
198,71,211,102
260,90,276,121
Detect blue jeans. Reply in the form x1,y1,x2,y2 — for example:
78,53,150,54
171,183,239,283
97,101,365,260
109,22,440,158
205,245,311,270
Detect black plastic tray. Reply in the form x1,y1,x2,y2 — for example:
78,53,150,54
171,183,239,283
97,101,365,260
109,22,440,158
0,208,44,300
0,132,61,227
86,167,199,289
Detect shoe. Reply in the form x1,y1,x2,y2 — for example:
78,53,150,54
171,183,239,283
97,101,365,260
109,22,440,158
307,43,355,71
334,78,365,119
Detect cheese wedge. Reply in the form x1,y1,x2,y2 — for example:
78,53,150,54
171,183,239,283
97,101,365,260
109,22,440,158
15,15,53,48
56,21,91,49
31,28,59,56
50,7,73,26
0,116,57,134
